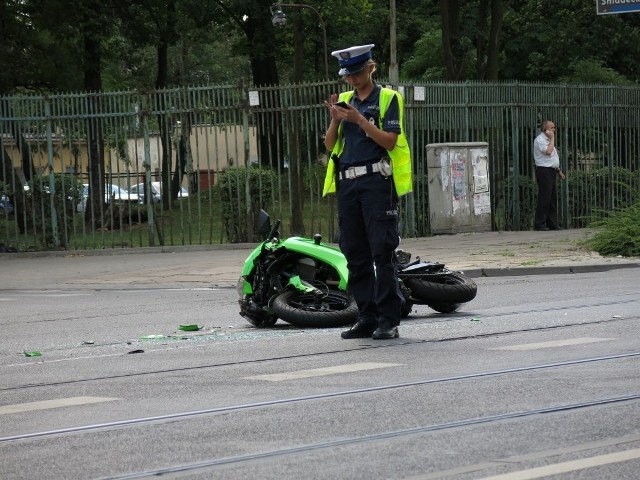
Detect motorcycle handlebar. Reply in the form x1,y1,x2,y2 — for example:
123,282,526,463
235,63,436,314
267,219,281,242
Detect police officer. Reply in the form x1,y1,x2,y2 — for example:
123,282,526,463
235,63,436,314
323,44,412,340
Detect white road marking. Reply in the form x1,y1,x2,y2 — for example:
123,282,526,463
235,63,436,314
492,337,616,351
117,288,219,292
244,362,404,381
24,293,92,297
0,293,91,298
477,447,640,480
407,433,640,479
0,396,118,415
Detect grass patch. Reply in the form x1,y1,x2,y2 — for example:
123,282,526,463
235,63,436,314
0,197,225,251
520,259,543,266
584,202,640,257
0,191,336,252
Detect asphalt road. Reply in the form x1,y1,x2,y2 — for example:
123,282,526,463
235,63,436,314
1,263,639,479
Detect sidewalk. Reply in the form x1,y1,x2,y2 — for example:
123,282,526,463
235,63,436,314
0,229,638,290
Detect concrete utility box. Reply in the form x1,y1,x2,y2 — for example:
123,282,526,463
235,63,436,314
426,142,491,234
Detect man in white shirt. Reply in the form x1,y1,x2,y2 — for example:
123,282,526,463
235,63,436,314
533,120,565,231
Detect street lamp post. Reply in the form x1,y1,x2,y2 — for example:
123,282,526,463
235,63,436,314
270,3,329,80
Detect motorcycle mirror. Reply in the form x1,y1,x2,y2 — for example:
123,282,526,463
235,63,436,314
255,209,272,237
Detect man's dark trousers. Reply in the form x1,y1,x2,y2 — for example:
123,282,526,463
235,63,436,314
535,166,558,230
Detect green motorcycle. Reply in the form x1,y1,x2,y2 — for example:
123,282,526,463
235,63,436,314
237,211,477,329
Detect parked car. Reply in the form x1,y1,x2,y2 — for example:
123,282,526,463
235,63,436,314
77,184,140,212
77,184,89,212
0,195,14,214
107,184,139,204
130,182,188,204
129,182,160,204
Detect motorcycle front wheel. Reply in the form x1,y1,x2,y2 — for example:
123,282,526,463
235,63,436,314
427,303,461,314
272,289,358,328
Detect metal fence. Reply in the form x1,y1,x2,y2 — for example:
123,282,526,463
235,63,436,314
1,80,639,251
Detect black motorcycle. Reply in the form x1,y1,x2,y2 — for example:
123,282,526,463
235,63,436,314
395,250,477,316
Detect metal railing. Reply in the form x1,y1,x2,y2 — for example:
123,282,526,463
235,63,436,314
1,80,639,251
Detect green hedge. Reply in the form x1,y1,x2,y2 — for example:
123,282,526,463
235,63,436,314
495,167,639,231
586,202,640,257
24,175,84,248
216,166,277,243
568,166,640,227
495,175,538,231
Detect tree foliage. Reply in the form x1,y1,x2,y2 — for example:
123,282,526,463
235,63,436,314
3,0,640,94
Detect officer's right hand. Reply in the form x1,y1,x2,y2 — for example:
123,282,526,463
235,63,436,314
324,94,341,122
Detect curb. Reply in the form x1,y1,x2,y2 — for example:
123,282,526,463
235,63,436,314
463,262,640,278
0,242,260,259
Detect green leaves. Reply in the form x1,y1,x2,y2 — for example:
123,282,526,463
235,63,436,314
587,203,640,257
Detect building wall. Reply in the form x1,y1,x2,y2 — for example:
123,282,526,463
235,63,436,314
3,124,259,189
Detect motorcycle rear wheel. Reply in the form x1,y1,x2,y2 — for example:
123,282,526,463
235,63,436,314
403,271,477,305
272,289,358,328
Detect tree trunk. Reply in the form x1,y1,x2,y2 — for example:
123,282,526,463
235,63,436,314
172,113,191,200
476,0,490,79
156,41,173,208
486,0,508,80
244,7,280,169
289,13,305,235
83,33,105,229
155,0,177,208
440,0,465,80
5,105,33,234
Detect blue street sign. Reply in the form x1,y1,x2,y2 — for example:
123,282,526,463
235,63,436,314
597,0,640,15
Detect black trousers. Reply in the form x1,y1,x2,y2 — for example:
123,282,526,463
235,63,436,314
535,166,558,229
338,173,403,328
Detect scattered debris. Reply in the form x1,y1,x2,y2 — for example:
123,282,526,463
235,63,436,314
178,324,202,332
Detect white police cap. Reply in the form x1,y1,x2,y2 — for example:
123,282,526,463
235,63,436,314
331,44,375,75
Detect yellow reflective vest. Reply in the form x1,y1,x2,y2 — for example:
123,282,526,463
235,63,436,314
322,87,412,196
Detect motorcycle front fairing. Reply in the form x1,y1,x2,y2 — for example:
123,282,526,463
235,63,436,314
238,235,349,296
238,214,358,328
238,240,274,296
278,237,349,291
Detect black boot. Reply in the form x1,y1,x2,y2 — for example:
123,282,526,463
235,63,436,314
372,326,399,339
341,320,376,339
